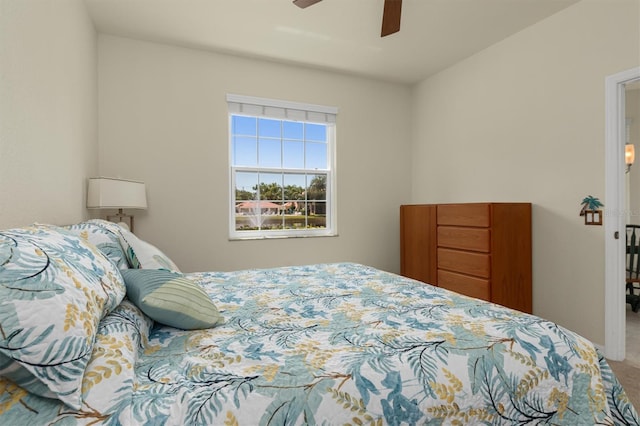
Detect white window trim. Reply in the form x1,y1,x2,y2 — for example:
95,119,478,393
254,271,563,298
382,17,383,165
227,94,338,120
227,94,338,240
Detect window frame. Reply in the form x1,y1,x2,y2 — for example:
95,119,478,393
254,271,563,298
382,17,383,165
227,94,338,240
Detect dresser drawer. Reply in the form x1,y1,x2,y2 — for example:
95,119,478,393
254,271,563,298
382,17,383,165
437,204,491,227
437,248,490,278
437,226,490,252
437,270,490,301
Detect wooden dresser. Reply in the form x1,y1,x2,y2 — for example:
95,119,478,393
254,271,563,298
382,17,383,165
400,203,532,313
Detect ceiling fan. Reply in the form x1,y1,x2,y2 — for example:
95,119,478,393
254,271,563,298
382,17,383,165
293,0,402,37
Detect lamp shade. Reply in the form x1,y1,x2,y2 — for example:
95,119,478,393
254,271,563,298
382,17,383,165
626,144,635,166
87,177,147,209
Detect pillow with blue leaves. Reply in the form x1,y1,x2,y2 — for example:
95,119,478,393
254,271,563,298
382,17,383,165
0,224,126,409
64,219,130,269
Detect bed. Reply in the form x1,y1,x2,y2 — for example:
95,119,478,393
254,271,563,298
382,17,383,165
0,220,637,425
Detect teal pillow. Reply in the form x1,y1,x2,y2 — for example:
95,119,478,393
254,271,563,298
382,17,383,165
121,269,222,330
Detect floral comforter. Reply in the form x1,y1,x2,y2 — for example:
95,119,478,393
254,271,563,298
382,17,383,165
0,263,637,425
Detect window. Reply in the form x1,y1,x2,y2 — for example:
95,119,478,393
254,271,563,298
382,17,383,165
227,94,337,239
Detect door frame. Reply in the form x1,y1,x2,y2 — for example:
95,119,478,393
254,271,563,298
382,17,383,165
605,66,640,360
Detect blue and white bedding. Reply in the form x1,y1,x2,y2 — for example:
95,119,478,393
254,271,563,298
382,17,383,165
0,221,637,425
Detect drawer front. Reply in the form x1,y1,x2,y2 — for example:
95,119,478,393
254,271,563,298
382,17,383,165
437,226,490,252
437,248,490,278
437,204,490,227
438,270,490,301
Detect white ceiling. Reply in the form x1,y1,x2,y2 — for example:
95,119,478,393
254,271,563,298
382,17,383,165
85,0,581,85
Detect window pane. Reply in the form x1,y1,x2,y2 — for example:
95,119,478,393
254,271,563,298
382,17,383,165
283,121,303,139
259,138,281,167
262,215,284,230
283,174,306,202
256,173,283,230
236,204,264,230
284,216,304,229
308,202,326,227
283,140,304,169
282,174,306,229
235,171,258,199
233,136,257,166
305,142,327,170
307,174,326,201
235,172,259,231
259,118,281,138
232,116,256,136
259,173,283,202
305,123,326,141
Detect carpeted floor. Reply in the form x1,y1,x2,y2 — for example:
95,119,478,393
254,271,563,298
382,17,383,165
606,305,640,411
626,304,640,368
608,359,640,411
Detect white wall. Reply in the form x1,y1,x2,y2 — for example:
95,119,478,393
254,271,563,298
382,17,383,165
97,35,412,273
0,0,98,227
411,0,640,345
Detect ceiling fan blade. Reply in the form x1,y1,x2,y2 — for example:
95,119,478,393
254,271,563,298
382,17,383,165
293,0,322,8
381,0,402,37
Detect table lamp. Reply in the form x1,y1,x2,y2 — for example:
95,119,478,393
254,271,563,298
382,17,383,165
87,177,147,232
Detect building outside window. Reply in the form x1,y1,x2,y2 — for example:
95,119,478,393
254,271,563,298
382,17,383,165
227,94,337,239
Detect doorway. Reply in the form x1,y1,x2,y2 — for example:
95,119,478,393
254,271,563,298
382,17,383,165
604,67,640,361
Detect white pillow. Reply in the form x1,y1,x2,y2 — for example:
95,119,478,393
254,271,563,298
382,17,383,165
118,229,180,271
